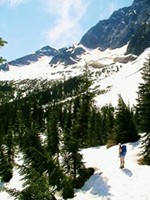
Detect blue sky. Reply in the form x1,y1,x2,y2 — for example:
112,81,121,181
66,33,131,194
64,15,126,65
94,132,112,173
0,0,133,61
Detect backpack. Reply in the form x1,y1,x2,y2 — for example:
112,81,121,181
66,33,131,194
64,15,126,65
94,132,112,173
121,145,127,154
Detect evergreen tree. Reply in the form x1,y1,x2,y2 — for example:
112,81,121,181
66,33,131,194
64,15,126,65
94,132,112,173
8,168,53,200
61,101,85,187
101,105,115,144
46,106,59,158
74,64,94,146
15,100,74,199
136,54,150,165
0,100,15,182
87,108,99,146
0,37,7,63
94,110,104,145
61,69,95,187
114,95,139,144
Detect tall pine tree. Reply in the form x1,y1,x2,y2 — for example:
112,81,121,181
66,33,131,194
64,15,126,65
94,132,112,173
136,54,150,165
114,95,139,144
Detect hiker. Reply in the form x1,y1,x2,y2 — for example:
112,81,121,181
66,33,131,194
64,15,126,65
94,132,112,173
118,143,127,168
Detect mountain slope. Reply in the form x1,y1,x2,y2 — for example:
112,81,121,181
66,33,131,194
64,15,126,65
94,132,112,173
0,44,149,107
80,0,150,55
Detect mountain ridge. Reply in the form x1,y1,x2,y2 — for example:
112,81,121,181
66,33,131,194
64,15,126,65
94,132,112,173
0,0,150,107
1,0,150,70
0,46,58,70
80,0,150,55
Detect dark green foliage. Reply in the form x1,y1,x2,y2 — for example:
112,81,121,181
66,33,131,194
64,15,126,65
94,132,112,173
18,134,73,199
0,82,15,103
87,108,100,146
1,168,13,182
0,37,7,47
136,55,150,133
136,54,150,165
114,95,140,144
0,146,13,182
61,177,74,199
61,101,86,188
0,37,7,64
140,133,150,165
0,75,90,199
101,105,115,144
20,131,46,173
72,94,92,146
87,105,115,147
0,100,15,183
46,106,59,156
93,111,105,145
75,167,95,188
9,168,54,200
0,145,13,182
60,66,95,190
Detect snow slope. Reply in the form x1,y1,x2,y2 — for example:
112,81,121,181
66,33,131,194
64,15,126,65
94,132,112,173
0,137,150,200
0,45,150,107
74,140,150,200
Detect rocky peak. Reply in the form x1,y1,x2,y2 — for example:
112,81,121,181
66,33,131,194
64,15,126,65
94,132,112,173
49,45,86,66
35,46,57,57
0,46,58,71
79,0,150,55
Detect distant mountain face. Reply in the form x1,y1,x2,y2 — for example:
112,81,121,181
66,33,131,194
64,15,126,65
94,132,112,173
1,0,150,71
10,46,58,66
0,46,58,71
50,46,86,66
80,0,150,56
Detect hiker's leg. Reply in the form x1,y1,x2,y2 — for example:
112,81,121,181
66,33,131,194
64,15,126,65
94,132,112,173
122,158,124,168
120,157,124,168
121,157,125,168
120,157,123,168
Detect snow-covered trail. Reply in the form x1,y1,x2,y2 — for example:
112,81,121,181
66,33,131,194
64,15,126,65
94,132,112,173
72,141,150,200
0,140,150,200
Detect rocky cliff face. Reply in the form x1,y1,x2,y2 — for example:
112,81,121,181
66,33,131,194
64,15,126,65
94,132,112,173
49,45,86,66
80,0,150,55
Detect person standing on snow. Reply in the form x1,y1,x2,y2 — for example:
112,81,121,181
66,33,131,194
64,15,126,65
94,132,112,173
119,143,127,168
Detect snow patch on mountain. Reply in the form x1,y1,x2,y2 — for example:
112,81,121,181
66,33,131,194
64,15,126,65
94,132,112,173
0,45,150,107
0,56,52,81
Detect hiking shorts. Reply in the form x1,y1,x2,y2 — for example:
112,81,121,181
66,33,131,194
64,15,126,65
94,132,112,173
120,153,126,157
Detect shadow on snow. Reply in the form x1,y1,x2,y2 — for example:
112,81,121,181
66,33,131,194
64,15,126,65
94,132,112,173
122,168,133,177
82,173,111,198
